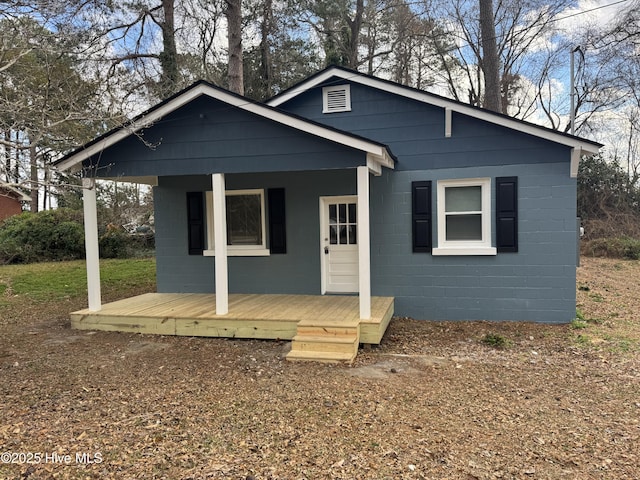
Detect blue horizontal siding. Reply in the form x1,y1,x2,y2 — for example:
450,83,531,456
279,80,571,171
84,96,366,177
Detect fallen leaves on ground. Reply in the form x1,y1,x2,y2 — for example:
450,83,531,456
1,257,639,479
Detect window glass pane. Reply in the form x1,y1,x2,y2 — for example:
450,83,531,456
330,225,337,244
445,186,481,212
348,225,357,244
339,203,347,223
339,225,347,244
446,214,482,241
329,204,337,224
348,203,356,223
226,194,262,245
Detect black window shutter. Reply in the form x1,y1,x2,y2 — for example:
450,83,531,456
268,188,287,254
186,192,205,255
496,176,518,253
412,181,432,253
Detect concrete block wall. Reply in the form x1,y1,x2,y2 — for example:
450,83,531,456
369,163,577,323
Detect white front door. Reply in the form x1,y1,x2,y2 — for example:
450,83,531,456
320,196,359,293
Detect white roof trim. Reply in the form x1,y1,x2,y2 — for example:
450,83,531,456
570,147,582,178
57,83,394,173
0,182,31,201
267,68,601,155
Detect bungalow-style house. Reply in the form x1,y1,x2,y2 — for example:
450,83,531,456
0,182,31,221
55,66,601,362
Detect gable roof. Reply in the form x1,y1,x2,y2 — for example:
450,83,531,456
0,182,31,202
267,66,602,156
55,80,395,175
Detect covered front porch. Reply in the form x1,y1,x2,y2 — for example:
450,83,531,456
70,292,394,362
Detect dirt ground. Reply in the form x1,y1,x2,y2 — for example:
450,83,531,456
1,257,639,479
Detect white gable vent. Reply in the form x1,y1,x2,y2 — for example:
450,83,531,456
322,84,351,113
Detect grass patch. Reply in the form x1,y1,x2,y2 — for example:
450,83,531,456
575,334,592,346
571,319,588,329
589,292,605,302
0,258,156,302
482,333,511,349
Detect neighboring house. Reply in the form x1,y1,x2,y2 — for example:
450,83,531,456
55,66,601,360
0,182,31,221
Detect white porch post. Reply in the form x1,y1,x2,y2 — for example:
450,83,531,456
212,173,229,315
82,177,101,311
357,165,371,319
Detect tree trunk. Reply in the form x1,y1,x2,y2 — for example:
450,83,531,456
226,0,244,95
29,141,38,212
346,0,364,69
479,0,501,113
260,0,273,98
159,0,179,96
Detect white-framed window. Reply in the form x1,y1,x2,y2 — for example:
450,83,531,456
322,84,351,113
433,178,496,256
204,189,270,256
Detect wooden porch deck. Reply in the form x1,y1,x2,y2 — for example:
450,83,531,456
70,293,394,362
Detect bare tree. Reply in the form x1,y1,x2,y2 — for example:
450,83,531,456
479,0,501,112
226,0,244,94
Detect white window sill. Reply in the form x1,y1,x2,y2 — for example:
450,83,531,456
203,248,270,257
432,246,497,256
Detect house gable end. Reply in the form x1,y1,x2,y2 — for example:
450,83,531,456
57,80,394,177
274,79,574,172
82,95,374,178
268,66,602,158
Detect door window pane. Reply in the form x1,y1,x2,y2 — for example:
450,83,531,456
339,225,347,244
339,203,347,223
327,201,357,246
348,225,357,244
330,225,337,244
348,203,356,223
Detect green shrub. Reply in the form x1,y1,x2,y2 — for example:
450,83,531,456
0,209,86,264
99,227,131,259
0,210,154,264
582,237,640,260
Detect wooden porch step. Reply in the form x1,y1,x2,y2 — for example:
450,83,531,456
295,324,359,337
290,334,358,354
287,320,360,363
286,349,357,363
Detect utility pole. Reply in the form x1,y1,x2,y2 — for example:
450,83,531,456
570,46,582,136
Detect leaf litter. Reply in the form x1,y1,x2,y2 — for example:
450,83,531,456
1,257,639,479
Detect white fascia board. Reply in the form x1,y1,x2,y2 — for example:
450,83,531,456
269,68,601,155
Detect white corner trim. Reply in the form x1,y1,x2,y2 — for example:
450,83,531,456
432,247,497,256
570,147,582,178
445,107,452,138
